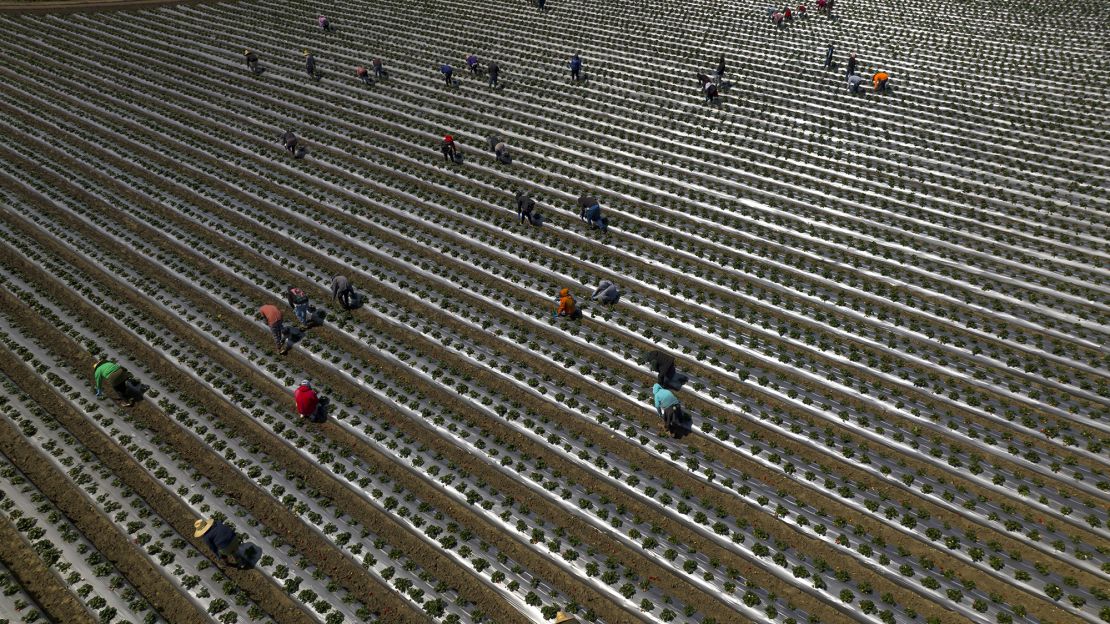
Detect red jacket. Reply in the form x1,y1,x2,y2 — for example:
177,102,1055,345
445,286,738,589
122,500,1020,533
294,385,318,417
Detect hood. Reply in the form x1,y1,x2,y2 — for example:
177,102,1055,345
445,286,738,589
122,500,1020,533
652,383,663,394
597,280,612,290
559,288,570,297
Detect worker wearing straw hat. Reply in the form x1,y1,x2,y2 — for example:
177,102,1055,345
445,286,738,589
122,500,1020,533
244,49,259,74
554,612,578,624
194,518,244,567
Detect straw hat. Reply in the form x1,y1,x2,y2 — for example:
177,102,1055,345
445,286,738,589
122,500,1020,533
554,613,578,624
194,518,214,537
303,49,310,56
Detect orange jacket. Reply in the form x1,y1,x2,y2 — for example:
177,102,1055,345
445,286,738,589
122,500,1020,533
557,288,576,316
259,304,282,327
872,72,889,87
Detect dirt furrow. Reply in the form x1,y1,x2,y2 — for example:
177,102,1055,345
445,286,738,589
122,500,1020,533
0,221,433,624
0,135,734,624
0,175,552,621
0,126,959,624
0,469,97,624
0,395,211,624
0,98,1081,621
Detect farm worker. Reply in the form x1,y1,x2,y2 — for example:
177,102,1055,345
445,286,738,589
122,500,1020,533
244,50,259,73
286,286,310,324
590,280,619,304
487,61,500,88
847,73,863,93
515,190,538,225
783,7,792,20
696,72,711,88
576,193,597,220
642,350,677,387
872,70,890,92
282,131,299,155
440,64,454,86
92,359,143,406
466,54,480,74
194,518,244,567
771,10,784,25
442,135,458,162
653,383,683,435
304,50,318,80
294,380,324,421
715,54,726,83
554,613,578,624
846,52,857,77
576,194,607,231
487,134,511,164
797,4,807,17
537,0,545,9
372,58,386,78
317,15,330,30
568,54,582,81
824,43,834,69
259,304,288,354
554,288,577,318
704,82,720,104
331,274,356,309
817,0,827,9
355,66,370,85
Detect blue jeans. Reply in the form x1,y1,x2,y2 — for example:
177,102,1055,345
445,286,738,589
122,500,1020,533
294,303,309,324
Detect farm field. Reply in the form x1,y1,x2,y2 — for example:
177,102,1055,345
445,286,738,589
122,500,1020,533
0,0,1106,622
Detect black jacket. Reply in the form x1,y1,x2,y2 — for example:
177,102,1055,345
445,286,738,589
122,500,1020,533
643,350,674,374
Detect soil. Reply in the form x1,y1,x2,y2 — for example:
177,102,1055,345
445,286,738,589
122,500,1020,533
0,127,937,624
0,494,97,624
0,40,1097,624
0,0,209,16
0,92,1089,624
0,293,321,624
0,193,530,622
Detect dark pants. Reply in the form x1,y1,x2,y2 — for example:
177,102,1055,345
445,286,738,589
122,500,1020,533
336,287,354,309
469,63,479,75
270,321,286,348
443,146,456,162
444,73,452,85
105,367,140,401
489,74,498,87
661,405,682,429
359,74,370,85
374,66,385,78
247,60,258,73
571,68,580,81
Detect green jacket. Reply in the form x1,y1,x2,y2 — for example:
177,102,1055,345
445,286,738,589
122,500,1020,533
93,362,120,393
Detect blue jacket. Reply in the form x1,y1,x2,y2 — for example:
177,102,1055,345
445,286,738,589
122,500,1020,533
203,522,237,556
441,64,453,75
653,383,679,415
569,57,581,71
